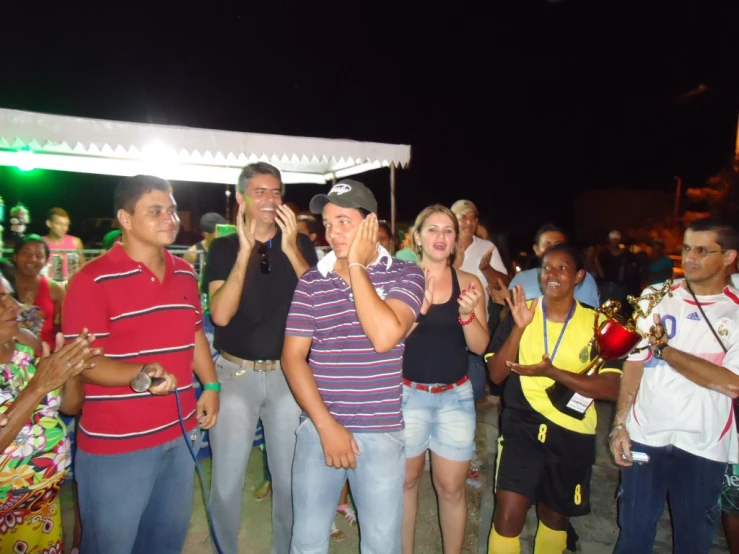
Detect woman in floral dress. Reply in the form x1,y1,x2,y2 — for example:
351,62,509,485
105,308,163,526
0,279,98,554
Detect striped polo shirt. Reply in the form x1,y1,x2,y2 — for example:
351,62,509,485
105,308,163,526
61,243,201,455
285,247,425,432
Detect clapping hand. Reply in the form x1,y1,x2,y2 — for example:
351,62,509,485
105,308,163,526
275,205,299,256
236,201,256,253
489,278,510,306
479,246,495,271
506,284,537,329
458,282,481,317
34,330,101,394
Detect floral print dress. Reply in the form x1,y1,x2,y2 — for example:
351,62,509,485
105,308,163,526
0,343,70,554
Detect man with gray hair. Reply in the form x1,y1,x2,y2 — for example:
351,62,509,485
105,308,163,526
203,162,318,554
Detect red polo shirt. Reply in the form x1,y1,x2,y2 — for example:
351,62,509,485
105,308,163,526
62,243,201,455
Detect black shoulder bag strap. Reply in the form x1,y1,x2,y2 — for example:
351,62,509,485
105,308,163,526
684,281,734,424
684,281,728,355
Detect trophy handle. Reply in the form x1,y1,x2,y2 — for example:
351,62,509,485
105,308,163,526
576,355,604,376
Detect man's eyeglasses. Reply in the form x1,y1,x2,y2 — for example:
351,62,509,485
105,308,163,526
681,245,725,258
259,243,271,274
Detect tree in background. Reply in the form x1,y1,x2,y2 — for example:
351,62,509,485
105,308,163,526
684,155,739,222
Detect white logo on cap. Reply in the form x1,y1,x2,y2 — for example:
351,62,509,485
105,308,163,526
330,184,352,195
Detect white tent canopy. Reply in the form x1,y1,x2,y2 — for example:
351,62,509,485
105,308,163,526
0,108,411,185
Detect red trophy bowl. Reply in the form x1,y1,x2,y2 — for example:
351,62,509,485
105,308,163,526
593,318,642,362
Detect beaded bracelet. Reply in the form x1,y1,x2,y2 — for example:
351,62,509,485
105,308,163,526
458,312,476,326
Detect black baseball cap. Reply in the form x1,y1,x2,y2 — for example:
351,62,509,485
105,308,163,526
309,179,378,214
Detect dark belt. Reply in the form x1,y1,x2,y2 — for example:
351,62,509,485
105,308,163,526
402,374,469,394
220,351,280,373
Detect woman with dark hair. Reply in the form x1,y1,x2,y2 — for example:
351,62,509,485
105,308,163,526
13,235,64,348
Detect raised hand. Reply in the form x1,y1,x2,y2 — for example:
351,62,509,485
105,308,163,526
479,246,495,271
488,278,510,306
458,282,481,316
506,284,537,329
275,204,299,255
236,201,256,253
347,213,379,267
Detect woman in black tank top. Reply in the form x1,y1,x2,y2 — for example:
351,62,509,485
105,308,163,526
401,205,489,554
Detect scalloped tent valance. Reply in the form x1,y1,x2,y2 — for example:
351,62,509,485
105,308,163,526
0,108,411,185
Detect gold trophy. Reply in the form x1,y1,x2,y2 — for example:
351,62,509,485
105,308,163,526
546,280,674,418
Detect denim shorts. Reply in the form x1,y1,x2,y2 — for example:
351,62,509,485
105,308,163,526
402,379,476,461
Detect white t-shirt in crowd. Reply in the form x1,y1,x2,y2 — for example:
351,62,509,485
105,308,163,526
626,280,739,463
732,273,739,289
459,235,507,313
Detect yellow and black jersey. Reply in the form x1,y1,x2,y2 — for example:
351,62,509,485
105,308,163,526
485,299,623,435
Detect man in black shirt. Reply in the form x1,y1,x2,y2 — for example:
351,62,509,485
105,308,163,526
203,162,317,554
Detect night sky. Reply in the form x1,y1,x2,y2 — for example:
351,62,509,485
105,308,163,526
1,1,738,252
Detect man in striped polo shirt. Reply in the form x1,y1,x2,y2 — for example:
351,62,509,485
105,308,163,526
62,175,220,554
282,180,425,554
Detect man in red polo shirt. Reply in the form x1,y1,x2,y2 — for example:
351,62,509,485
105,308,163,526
62,175,220,554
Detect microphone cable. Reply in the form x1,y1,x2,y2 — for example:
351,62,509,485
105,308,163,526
131,369,225,553
174,388,225,554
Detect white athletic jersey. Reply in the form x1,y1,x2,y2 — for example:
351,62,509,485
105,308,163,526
625,280,739,463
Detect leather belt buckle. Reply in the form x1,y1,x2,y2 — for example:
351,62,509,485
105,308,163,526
253,360,278,372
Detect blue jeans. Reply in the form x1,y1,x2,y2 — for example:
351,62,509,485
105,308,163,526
209,357,301,554
76,437,194,554
614,441,725,554
468,352,486,401
291,419,405,554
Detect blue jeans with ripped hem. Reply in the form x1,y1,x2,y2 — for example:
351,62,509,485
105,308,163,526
614,441,725,554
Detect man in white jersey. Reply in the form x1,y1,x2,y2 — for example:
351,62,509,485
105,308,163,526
609,217,739,554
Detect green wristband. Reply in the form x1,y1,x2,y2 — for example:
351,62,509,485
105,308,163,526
202,382,221,393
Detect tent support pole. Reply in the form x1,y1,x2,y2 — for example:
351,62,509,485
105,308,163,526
390,164,396,252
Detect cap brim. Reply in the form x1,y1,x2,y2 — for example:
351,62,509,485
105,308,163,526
309,194,363,214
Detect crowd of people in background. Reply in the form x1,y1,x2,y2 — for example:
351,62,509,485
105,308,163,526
0,165,738,554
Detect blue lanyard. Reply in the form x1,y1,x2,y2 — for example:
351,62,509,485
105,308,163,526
542,300,576,363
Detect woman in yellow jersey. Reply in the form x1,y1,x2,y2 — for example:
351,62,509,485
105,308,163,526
485,243,622,554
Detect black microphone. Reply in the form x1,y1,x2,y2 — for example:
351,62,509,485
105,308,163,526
130,372,165,393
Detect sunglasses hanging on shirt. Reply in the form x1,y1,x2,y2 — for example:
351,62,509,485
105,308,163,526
259,239,272,274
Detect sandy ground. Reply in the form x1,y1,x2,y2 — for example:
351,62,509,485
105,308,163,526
60,402,731,553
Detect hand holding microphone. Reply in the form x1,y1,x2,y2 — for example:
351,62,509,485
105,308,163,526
130,362,177,395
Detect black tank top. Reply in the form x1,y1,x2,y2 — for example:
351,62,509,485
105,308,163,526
403,268,469,384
